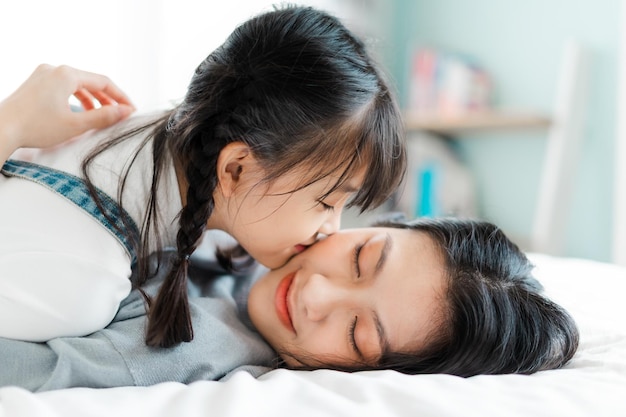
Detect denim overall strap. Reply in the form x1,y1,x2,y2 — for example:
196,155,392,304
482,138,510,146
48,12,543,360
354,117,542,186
1,159,139,264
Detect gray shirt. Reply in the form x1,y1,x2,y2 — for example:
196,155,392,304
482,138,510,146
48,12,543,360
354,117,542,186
0,251,277,392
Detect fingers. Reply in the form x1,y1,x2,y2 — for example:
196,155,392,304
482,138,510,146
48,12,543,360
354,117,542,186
73,88,97,110
91,90,116,106
69,66,135,108
1,63,136,154
73,88,119,111
62,65,135,120
61,65,136,134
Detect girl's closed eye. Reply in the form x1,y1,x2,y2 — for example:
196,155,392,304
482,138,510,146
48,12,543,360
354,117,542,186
317,200,335,211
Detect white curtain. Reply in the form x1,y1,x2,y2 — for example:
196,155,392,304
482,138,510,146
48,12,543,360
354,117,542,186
0,0,348,111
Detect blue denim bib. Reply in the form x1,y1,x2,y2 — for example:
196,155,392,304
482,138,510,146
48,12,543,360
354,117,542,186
1,159,139,264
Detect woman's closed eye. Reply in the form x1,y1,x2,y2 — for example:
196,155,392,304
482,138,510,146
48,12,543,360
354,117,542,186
353,243,364,278
348,315,361,356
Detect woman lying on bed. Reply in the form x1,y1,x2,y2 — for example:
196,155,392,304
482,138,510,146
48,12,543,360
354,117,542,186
0,216,579,392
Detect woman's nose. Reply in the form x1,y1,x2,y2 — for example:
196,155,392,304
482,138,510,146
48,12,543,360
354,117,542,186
300,273,350,322
318,208,342,236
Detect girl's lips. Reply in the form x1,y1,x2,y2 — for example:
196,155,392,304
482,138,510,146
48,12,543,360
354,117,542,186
275,272,295,333
294,244,308,254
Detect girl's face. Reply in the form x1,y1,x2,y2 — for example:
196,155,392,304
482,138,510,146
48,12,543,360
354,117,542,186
219,155,365,269
248,227,447,367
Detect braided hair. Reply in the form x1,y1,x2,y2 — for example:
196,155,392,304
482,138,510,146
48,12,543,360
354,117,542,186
84,5,406,348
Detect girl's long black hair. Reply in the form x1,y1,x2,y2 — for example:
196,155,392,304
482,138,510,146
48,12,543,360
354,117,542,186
81,5,406,348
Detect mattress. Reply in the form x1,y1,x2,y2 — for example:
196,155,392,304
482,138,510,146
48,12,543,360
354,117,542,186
1,253,624,417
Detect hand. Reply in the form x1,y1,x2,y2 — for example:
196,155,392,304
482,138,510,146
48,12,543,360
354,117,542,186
0,64,135,163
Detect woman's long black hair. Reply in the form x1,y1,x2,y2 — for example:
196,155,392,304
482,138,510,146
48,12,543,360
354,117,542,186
382,218,579,376
81,5,406,348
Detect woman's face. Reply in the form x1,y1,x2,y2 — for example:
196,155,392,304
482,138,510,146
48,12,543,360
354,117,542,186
248,227,447,367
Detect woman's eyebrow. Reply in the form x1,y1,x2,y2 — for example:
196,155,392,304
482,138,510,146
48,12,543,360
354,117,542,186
371,233,393,355
374,233,392,275
373,310,391,355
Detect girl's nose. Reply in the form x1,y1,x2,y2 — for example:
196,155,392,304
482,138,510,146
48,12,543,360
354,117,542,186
318,208,342,236
301,273,350,322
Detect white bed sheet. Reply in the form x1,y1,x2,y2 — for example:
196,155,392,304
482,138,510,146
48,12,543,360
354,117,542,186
1,253,625,417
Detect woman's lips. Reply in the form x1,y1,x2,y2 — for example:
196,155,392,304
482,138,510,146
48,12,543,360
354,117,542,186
275,272,295,333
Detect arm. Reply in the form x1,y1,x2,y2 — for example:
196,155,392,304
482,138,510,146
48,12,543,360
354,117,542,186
0,64,135,164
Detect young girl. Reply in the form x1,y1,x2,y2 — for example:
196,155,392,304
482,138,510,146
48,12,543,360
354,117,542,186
0,217,579,391
0,6,405,347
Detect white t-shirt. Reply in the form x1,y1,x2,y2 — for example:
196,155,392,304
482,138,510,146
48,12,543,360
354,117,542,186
0,113,182,341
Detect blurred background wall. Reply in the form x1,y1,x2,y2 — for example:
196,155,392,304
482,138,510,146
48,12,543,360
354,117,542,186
1,0,621,263
379,0,621,264
0,0,347,110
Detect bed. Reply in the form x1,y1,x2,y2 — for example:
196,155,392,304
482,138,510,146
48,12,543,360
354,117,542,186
0,252,624,417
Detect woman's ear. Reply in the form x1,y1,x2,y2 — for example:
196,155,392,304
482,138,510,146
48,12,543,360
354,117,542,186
216,141,255,197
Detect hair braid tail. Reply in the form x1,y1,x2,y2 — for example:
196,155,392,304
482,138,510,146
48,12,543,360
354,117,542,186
145,156,216,347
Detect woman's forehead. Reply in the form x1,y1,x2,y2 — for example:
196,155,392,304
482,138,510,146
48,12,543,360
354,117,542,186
376,229,448,353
